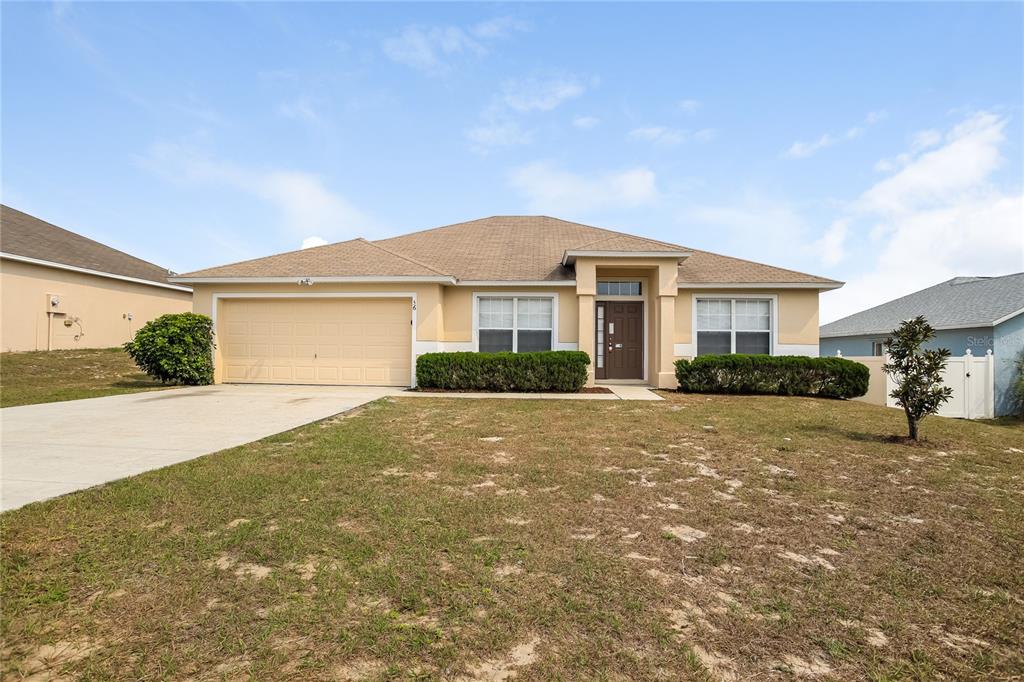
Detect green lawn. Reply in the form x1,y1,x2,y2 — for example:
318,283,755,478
0,348,170,407
1,394,1022,679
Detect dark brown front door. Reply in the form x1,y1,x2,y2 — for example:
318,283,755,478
602,301,643,380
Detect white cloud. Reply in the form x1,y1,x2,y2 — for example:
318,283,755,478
500,76,588,113
784,111,886,159
465,119,532,153
573,115,600,130
812,220,849,267
470,16,529,39
784,133,837,159
466,74,593,153
381,17,527,74
678,99,702,114
629,126,716,147
629,126,687,147
278,97,321,124
821,111,1023,323
141,142,374,240
301,236,329,249
509,162,658,215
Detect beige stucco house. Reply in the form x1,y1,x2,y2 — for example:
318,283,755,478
0,205,192,352
173,216,841,389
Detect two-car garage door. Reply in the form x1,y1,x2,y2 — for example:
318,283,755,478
219,298,412,386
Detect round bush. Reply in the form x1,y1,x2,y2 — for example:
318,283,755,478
124,313,214,385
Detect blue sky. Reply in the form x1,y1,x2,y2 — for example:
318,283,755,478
3,2,1022,322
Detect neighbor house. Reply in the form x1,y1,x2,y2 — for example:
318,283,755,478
820,273,1024,416
0,205,193,352
171,216,841,389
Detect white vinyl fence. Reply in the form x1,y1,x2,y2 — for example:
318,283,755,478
841,349,995,420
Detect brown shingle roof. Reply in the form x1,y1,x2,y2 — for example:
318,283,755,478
0,205,185,287
175,215,840,286
178,238,451,279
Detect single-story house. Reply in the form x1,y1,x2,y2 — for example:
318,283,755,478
171,216,842,388
820,273,1024,416
0,205,193,352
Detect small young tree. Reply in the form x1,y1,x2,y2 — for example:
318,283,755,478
882,316,953,440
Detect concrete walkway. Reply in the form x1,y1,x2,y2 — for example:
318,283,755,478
0,383,662,512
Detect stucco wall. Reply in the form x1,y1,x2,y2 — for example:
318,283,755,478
993,313,1023,416
1,258,192,352
674,288,821,357
820,327,995,358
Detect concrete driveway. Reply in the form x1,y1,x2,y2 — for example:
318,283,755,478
0,384,395,511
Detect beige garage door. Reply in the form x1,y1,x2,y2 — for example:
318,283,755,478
219,298,412,386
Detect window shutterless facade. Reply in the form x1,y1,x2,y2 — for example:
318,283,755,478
477,296,553,352
695,298,772,355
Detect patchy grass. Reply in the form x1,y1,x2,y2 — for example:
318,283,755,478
1,394,1022,679
0,348,170,407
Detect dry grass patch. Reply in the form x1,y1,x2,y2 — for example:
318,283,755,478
0,348,169,407
2,394,1022,679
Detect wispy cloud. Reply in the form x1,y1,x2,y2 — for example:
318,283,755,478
629,126,716,147
508,161,658,215
466,74,594,153
140,142,375,245
466,120,533,153
301,236,329,249
278,96,321,125
572,115,600,130
381,16,528,75
678,99,702,114
783,110,887,159
500,75,590,112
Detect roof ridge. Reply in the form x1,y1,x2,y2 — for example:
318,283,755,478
176,237,369,277
570,233,687,251
680,245,840,284
356,238,453,278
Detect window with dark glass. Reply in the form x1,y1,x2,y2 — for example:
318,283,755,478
597,280,642,296
477,296,552,352
696,298,771,355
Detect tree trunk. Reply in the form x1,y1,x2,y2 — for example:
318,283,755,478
908,416,919,440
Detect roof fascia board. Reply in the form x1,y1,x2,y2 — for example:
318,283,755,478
454,280,577,287
993,307,1024,326
1,252,192,292
679,281,843,290
562,250,692,266
169,275,456,284
819,321,999,338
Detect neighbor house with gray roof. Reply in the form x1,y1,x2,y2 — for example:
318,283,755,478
171,216,841,389
820,273,1024,415
0,205,192,352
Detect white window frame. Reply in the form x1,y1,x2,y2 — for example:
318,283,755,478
691,294,777,356
472,293,559,353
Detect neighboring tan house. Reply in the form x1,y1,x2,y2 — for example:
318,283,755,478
171,216,841,388
0,205,193,352
820,273,1024,416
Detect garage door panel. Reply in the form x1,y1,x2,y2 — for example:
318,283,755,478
220,298,411,386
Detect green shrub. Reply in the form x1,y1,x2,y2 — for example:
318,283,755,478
123,313,214,385
416,351,590,392
674,354,869,399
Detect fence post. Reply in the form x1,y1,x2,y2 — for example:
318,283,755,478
964,349,973,419
985,349,994,418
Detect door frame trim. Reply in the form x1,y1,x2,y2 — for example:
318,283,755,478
211,292,418,387
595,299,647,382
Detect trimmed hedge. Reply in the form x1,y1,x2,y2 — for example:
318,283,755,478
124,313,215,385
674,354,869,399
416,351,590,392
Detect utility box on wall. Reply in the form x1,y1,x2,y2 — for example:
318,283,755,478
46,293,64,313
